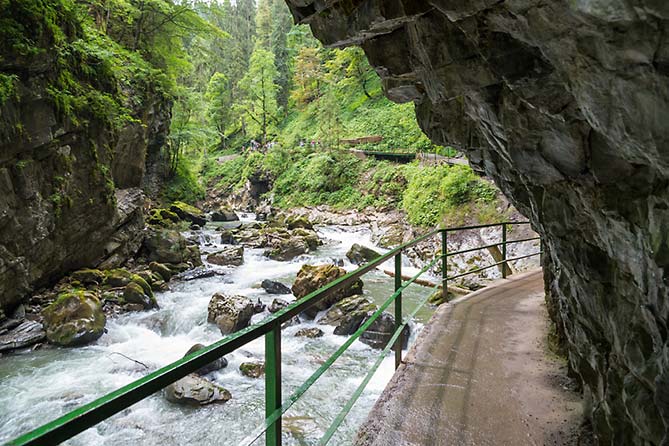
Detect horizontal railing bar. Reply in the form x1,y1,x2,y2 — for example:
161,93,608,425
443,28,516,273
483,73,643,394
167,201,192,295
320,280,441,444
445,251,542,282
444,236,541,258
9,230,441,446
241,255,441,446
442,221,530,232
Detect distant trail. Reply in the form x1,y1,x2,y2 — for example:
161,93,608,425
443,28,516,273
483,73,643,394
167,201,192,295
357,270,586,446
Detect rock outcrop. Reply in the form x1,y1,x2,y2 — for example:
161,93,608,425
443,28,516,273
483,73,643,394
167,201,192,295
292,264,363,318
0,4,170,314
285,1,669,444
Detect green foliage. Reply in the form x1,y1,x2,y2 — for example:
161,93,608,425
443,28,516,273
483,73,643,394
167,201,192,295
162,156,205,203
402,164,500,227
0,73,18,105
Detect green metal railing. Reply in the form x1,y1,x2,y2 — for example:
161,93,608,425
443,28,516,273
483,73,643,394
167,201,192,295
7,221,541,446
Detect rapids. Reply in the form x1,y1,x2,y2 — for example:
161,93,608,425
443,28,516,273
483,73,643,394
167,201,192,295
0,221,436,445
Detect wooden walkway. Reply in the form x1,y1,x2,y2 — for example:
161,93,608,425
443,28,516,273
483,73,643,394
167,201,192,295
357,270,583,446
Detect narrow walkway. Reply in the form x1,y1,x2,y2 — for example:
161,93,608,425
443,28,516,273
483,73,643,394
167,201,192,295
357,270,583,446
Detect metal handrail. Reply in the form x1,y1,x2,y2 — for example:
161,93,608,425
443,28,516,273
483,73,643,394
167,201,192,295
7,221,541,446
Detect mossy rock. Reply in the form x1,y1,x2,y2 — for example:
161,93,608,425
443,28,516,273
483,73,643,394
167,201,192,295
41,291,106,346
147,208,180,227
346,244,381,265
149,262,173,281
286,215,313,230
292,264,364,318
170,201,206,226
428,289,452,306
143,229,189,264
122,281,157,310
239,361,265,378
104,269,134,287
70,269,105,285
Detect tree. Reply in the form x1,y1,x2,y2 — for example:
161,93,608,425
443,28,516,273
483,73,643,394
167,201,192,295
237,42,279,144
327,47,375,99
270,0,294,111
206,72,233,148
290,46,324,107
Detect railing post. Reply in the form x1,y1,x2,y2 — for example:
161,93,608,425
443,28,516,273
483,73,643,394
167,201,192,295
502,224,508,279
441,229,448,301
394,251,403,369
265,325,282,446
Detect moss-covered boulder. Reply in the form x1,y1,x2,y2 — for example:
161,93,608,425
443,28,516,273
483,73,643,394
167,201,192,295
286,215,313,230
147,208,180,227
292,264,363,318
143,229,189,264
103,268,135,288
292,228,322,250
149,261,173,281
346,244,381,265
170,201,207,226
164,374,231,406
42,291,106,346
70,269,105,285
318,295,377,335
239,361,265,378
207,293,254,335
122,281,157,310
206,246,244,266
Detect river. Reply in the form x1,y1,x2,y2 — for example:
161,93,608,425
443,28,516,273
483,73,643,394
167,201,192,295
0,221,437,445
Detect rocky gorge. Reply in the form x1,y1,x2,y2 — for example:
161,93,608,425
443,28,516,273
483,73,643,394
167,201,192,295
283,1,669,444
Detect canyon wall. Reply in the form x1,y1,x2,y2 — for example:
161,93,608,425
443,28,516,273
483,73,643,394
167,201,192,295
284,0,669,444
0,3,170,314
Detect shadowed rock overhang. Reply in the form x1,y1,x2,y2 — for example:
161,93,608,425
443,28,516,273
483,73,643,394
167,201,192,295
283,1,669,444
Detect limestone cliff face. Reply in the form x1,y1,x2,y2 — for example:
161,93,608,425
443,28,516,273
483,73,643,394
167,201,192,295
284,0,669,444
0,44,170,315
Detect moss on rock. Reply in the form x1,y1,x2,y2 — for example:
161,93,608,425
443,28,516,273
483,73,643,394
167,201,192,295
41,290,106,346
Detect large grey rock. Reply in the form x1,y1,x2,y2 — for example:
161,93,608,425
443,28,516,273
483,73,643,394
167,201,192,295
286,2,669,443
360,312,409,351
319,295,377,335
211,207,239,222
184,343,228,375
207,246,244,266
346,244,381,265
207,293,254,335
164,374,231,406
261,279,292,295
0,320,45,352
292,264,364,318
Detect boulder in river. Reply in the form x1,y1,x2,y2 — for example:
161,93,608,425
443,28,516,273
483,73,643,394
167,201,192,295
211,207,239,222
360,312,410,350
318,295,377,335
149,261,173,281
269,298,290,313
292,264,363,318
143,229,190,264
266,237,309,261
207,293,254,335
184,343,228,375
42,291,106,346
207,246,244,266
285,215,313,230
169,201,207,226
346,244,381,265
0,320,46,352
122,280,158,310
147,208,181,227
261,279,292,295
240,361,265,378
294,327,324,338
164,374,231,406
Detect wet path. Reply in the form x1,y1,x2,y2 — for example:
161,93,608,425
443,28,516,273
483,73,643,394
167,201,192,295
356,270,583,446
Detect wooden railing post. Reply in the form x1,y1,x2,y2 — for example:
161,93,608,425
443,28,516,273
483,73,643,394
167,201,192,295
265,325,282,446
394,251,403,369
